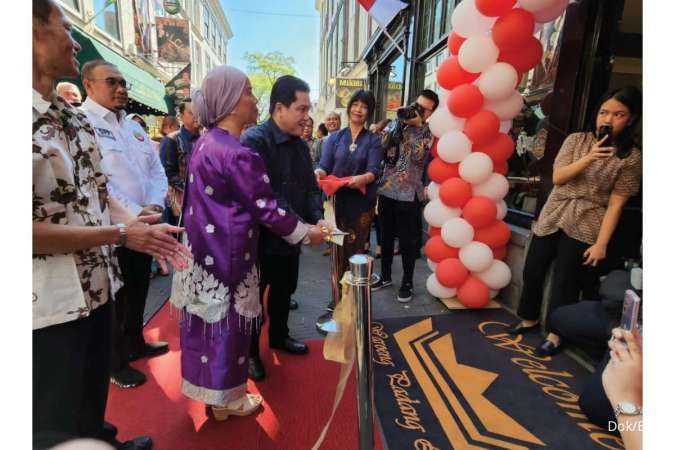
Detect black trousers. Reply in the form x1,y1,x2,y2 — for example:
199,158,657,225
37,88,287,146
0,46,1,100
579,354,617,432
549,300,612,361
378,195,420,285
250,253,300,356
517,230,591,330
33,301,112,449
112,247,152,371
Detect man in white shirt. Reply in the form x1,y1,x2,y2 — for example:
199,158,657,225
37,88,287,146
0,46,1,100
33,2,189,448
82,59,170,389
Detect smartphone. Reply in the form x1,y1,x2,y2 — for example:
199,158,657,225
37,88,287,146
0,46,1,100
619,289,641,334
598,125,613,147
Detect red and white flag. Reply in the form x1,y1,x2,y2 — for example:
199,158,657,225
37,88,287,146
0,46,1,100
357,0,408,29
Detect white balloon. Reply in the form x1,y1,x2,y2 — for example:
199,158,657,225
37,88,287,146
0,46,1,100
438,130,472,163
427,273,457,299
496,200,508,220
473,173,510,201
451,0,497,38
489,289,500,299
459,241,494,272
499,120,513,133
458,35,499,74
519,0,557,13
427,258,438,272
441,218,474,248
484,91,524,121
423,199,462,228
428,105,466,138
476,259,512,290
427,181,440,201
459,152,493,185
533,0,569,23
477,63,519,101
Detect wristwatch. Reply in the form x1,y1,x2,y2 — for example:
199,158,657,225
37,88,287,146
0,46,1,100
614,401,642,417
115,223,128,247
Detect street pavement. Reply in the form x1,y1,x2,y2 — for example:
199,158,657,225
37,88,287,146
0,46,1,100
144,232,451,340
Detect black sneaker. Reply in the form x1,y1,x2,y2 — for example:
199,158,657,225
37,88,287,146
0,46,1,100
397,283,413,303
371,276,392,291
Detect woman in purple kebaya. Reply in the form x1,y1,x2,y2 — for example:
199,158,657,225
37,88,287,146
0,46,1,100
170,66,326,420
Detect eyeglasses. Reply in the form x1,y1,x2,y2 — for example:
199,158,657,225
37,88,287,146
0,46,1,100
88,77,131,90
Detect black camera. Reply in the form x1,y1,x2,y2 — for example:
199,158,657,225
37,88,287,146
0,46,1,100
397,102,425,121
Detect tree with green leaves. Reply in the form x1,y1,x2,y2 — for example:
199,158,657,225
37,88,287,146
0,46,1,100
243,51,297,122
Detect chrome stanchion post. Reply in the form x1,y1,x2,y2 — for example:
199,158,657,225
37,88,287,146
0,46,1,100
349,254,374,450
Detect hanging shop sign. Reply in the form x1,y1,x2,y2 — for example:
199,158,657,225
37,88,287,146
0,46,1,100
335,78,366,109
156,17,191,63
163,0,181,15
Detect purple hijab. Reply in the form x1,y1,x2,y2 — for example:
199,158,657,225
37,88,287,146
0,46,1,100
192,65,248,129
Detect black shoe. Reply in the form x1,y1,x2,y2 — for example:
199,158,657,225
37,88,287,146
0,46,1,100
397,283,413,303
111,366,147,389
506,321,540,335
248,356,266,381
270,336,308,355
100,421,118,444
371,276,392,291
116,435,153,450
129,341,169,361
289,299,299,310
534,339,562,357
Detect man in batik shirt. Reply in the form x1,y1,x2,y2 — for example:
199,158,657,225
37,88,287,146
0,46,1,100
372,89,439,303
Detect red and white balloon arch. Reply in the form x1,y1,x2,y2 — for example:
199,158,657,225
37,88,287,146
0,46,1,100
424,0,569,308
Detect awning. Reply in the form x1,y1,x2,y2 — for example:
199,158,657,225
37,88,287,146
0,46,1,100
71,28,168,114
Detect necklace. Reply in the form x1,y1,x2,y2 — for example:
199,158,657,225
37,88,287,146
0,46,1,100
350,128,361,152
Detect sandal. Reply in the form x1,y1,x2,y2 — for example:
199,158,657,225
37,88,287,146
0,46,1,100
211,393,263,421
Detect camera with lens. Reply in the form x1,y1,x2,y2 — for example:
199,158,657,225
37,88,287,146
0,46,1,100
397,102,425,121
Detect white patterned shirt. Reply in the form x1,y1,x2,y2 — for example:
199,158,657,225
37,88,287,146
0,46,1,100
32,89,122,330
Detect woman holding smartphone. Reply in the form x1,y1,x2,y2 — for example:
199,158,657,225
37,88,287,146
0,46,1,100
507,86,642,357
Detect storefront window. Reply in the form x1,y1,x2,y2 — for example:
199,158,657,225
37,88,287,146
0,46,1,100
94,0,120,40
432,0,444,42
504,12,566,218
385,54,405,120
59,0,80,12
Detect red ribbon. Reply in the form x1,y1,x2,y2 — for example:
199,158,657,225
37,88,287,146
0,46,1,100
318,175,367,196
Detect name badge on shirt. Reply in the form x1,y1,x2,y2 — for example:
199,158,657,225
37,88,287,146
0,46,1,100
94,127,117,141
133,131,145,142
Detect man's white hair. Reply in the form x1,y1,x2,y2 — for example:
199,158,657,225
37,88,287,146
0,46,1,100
56,81,81,96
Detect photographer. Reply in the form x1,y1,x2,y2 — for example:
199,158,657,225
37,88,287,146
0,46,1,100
371,90,438,302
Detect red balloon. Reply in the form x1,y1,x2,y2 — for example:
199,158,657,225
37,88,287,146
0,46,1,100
447,32,466,56
474,220,511,249
463,111,500,147
475,0,517,17
436,56,480,91
499,37,543,73
457,276,490,308
479,133,515,163
439,177,473,208
448,84,484,119
492,246,508,260
425,236,460,263
428,158,460,184
428,226,441,237
436,258,469,288
494,160,508,175
431,138,439,159
492,9,535,52
462,196,498,229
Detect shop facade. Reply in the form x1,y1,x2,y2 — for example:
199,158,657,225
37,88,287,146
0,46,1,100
348,0,643,309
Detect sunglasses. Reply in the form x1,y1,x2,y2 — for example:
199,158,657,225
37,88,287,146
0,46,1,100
89,77,131,90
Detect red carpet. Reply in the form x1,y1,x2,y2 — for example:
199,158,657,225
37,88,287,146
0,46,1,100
106,303,384,450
